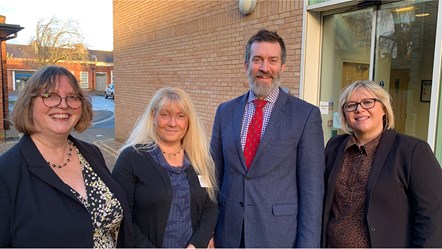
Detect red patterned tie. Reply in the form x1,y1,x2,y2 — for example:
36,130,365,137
244,99,267,169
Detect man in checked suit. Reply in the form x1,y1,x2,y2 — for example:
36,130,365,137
210,29,325,248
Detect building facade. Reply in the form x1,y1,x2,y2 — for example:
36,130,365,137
113,0,303,142
113,0,442,162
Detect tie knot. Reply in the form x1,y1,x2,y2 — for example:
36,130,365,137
253,99,267,109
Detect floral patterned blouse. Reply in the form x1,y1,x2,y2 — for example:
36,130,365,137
69,145,124,248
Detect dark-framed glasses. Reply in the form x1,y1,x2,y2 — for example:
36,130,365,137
342,98,380,112
39,93,83,109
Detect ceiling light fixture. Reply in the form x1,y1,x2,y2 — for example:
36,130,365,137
415,13,430,17
394,6,414,12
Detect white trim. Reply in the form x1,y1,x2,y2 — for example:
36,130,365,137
369,8,377,80
427,0,442,150
307,0,358,12
300,4,322,105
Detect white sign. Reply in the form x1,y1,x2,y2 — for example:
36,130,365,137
320,101,329,115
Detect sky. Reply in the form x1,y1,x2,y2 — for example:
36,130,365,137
0,0,113,51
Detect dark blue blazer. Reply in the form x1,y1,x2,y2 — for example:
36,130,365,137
211,89,325,248
0,135,134,248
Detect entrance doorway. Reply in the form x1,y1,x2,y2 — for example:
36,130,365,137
319,0,438,142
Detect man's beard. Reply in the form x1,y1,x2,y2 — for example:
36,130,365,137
248,68,281,98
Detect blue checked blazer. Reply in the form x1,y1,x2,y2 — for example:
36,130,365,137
211,88,325,248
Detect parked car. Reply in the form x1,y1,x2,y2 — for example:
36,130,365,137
105,83,114,99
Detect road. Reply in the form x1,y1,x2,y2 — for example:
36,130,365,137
72,92,116,142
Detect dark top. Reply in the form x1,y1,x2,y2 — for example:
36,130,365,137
151,147,192,248
0,135,134,248
322,129,442,247
327,134,381,248
112,145,218,248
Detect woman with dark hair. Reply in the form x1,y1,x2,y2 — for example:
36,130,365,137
0,65,133,248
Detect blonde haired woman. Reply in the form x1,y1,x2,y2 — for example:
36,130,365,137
322,80,442,247
112,87,218,248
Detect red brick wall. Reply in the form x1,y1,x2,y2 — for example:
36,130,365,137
113,0,304,142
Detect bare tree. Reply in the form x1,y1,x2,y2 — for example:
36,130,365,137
23,16,90,69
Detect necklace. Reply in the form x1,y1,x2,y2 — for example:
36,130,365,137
162,145,183,159
47,140,73,169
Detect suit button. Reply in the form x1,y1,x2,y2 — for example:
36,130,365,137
239,202,244,207
245,176,252,180
370,226,376,232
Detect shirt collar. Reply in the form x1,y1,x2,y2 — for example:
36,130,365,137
247,87,280,104
345,132,382,155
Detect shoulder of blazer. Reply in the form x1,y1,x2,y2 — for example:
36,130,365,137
0,138,25,184
0,135,45,173
326,134,350,152
275,89,320,119
375,129,429,160
382,129,424,146
118,145,159,171
120,144,154,159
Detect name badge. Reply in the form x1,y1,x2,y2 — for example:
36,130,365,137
198,175,208,188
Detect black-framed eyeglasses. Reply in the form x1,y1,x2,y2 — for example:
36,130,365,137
342,98,380,112
39,93,83,109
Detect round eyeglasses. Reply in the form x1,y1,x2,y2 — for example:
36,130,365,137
39,93,83,109
342,98,380,112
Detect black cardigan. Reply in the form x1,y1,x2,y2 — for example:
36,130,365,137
112,145,218,248
322,129,442,247
0,134,134,247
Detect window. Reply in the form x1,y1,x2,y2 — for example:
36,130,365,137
80,71,89,88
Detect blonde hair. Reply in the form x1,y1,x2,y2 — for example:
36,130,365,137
120,87,218,201
339,80,395,134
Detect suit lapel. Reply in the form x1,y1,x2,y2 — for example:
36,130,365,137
249,89,288,168
234,93,249,170
325,136,350,209
366,129,396,202
21,135,80,202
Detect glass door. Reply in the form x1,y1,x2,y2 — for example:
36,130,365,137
319,8,373,142
319,0,438,143
373,0,438,141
